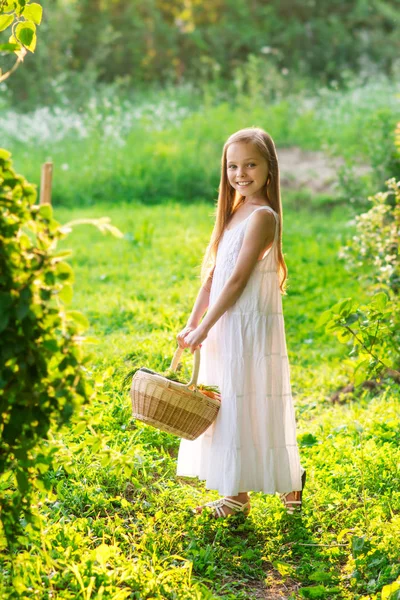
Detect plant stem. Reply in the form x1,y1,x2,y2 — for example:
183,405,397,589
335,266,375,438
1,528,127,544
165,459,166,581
344,325,400,376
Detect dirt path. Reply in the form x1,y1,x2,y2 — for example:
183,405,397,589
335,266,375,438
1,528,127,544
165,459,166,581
278,146,371,193
221,574,298,599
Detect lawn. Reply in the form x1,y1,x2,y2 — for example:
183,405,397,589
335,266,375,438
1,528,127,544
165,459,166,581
2,198,398,599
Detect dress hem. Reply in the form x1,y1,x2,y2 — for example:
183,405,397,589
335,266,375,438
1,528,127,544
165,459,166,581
176,472,304,495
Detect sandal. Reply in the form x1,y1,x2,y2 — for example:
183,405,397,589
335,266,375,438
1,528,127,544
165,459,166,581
279,469,307,514
192,497,251,519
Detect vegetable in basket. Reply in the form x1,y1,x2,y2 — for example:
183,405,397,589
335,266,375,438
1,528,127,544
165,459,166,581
126,366,220,400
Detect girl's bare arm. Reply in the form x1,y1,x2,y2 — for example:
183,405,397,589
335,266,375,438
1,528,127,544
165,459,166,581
199,210,275,334
186,267,214,328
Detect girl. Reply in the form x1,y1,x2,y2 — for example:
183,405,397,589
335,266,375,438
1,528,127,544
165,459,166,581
175,127,306,519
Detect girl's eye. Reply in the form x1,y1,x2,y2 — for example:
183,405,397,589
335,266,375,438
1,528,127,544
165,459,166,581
228,163,256,169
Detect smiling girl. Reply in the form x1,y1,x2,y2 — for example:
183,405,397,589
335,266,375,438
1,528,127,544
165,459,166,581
175,126,306,519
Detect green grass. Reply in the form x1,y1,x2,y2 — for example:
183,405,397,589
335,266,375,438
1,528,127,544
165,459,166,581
53,200,372,371
1,199,398,599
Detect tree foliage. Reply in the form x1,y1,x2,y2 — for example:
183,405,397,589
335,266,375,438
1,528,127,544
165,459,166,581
2,0,400,107
0,0,42,82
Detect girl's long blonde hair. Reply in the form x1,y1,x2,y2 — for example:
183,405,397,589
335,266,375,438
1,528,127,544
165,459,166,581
200,127,288,294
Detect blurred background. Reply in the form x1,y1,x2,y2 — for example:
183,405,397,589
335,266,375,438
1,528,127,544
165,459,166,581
4,0,400,106
1,0,400,209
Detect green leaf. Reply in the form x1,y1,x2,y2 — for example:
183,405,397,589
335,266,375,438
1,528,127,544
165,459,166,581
299,433,319,447
273,560,294,577
58,284,73,304
42,339,59,352
16,290,30,320
54,261,74,282
74,422,87,435
370,291,388,310
0,42,20,51
11,577,27,594
309,570,334,583
0,14,13,32
315,309,332,329
0,291,13,312
0,311,10,333
351,535,367,557
22,2,42,24
82,336,99,345
336,327,352,343
344,312,359,326
381,579,400,600
38,203,53,220
16,470,29,493
16,0,27,15
353,358,370,387
15,21,36,52
299,585,330,599
51,250,73,260
66,310,89,331
337,528,354,543
0,148,12,160
94,543,112,567
0,292,12,332
330,297,353,315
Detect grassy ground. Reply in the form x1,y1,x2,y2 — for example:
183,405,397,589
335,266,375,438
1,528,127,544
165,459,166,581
1,199,398,599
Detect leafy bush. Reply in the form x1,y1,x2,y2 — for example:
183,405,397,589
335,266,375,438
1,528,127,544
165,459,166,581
339,176,399,293
318,292,399,386
318,176,400,385
0,149,95,545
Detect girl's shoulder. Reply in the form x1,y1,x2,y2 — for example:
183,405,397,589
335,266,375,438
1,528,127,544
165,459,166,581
251,205,278,217
247,206,279,225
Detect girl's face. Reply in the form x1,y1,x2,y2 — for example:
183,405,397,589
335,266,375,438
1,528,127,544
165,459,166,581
226,142,269,198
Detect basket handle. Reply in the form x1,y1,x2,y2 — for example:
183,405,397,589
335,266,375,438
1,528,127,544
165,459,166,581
169,346,201,389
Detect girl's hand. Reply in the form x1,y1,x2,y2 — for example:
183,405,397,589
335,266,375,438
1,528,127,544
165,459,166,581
176,325,196,349
183,326,208,354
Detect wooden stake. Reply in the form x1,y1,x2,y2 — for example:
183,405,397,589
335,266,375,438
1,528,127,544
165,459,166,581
39,162,53,205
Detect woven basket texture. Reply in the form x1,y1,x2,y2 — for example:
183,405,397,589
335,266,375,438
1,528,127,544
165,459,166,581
130,347,220,440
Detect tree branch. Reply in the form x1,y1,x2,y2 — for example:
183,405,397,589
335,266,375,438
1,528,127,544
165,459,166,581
0,48,27,83
344,324,400,376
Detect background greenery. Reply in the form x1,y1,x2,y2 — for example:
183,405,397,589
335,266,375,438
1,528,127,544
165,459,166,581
2,0,400,110
1,0,399,598
2,74,400,210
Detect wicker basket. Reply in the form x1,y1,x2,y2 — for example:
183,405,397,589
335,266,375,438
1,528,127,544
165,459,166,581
130,346,221,440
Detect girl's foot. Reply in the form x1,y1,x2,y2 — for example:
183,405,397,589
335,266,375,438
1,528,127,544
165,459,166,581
193,493,250,518
279,470,306,514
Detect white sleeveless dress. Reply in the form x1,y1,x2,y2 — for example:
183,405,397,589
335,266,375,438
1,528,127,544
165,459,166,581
176,206,304,495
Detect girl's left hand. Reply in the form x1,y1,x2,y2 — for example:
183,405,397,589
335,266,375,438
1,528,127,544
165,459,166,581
183,326,208,353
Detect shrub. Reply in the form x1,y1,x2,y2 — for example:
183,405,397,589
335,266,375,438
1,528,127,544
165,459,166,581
318,176,400,385
0,149,95,545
